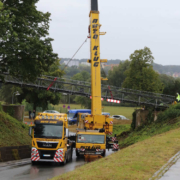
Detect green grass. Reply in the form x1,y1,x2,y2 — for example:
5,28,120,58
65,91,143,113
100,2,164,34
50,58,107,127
0,110,31,147
119,104,180,149
118,117,180,149
51,127,180,180
53,104,135,120
51,104,180,180
113,124,131,137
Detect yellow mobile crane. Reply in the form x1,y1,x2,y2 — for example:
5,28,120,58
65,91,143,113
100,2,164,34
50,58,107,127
78,0,113,134
76,0,119,160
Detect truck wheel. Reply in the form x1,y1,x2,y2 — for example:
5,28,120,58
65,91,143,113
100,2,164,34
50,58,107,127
76,150,80,157
102,150,106,157
69,148,73,161
61,154,67,165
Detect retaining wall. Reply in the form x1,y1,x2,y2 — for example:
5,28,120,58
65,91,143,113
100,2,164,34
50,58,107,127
135,109,160,128
0,145,31,162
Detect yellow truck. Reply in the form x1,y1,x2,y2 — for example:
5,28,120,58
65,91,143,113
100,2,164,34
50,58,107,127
29,113,74,165
76,130,106,158
75,129,118,162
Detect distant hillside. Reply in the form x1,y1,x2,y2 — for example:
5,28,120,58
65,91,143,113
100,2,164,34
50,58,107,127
59,58,123,65
153,63,180,75
59,58,180,75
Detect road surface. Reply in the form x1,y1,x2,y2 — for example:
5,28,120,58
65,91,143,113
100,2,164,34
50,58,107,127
0,149,114,180
160,157,180,180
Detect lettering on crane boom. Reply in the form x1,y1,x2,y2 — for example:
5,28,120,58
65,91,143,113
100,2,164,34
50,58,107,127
80,145,101,149
92,18,99,67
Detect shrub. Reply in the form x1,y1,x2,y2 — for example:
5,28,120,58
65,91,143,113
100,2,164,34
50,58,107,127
157,104,180,122
131,111,136,130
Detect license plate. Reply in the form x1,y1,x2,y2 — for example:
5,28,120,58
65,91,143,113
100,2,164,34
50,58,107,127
43,154,51,157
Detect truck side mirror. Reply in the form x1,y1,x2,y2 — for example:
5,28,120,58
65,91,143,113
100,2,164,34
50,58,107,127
29,127,32,137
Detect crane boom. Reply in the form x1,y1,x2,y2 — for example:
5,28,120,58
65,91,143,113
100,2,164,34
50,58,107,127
78,0,113,135
90,0,102,115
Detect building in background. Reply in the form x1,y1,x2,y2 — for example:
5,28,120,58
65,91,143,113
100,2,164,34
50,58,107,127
172,73,180,78
102,64,119,70
63,61,79,67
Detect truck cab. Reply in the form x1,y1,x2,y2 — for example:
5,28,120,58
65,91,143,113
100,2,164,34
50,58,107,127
29,113,73,165
76,130,106,158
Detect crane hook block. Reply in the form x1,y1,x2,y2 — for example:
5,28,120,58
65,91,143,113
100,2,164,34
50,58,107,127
91,0,98,11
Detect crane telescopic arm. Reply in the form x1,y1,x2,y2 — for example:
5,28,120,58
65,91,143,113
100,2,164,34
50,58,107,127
91,0,98,11
89,0,102,116
80,0,113,135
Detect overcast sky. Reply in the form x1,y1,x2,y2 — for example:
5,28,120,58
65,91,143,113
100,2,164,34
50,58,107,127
37,0,180,65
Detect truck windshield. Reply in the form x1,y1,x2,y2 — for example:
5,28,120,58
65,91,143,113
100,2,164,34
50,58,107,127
77,135,105,144
34,124,63,139
68,113,75,118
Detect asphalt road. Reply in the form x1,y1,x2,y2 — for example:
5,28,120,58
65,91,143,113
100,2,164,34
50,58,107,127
0,149,114,180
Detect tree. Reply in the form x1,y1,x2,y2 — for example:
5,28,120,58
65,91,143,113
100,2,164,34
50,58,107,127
18,59,63,110
0,59,63,110
0,0,58,81
160,74,180,96
72,71,90,82
107,60,130,87
123,47,163,93
72,71,91,109
0,2,15,79
74,96,91,109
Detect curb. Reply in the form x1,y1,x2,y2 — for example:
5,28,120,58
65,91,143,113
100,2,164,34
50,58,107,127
0,158,31,168
149,151,180,180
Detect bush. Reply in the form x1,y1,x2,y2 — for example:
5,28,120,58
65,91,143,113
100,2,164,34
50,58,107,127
0,103,2,112
131,111,136,130
157,104,180,122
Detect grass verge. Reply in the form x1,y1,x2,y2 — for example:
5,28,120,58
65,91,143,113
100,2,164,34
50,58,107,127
51,104,180,180
0,110,31,147
119,104,180,149
51,127,180,180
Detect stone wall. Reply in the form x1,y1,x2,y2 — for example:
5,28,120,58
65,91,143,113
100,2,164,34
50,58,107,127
0,145,31,162
136,109,149,127
135,109,161,128
2,105,24,121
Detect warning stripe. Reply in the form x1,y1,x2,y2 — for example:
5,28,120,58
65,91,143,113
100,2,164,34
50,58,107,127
96,149,104,152
111,137,117,142
107,99,120,104
54,149,64,162
113,143,119,150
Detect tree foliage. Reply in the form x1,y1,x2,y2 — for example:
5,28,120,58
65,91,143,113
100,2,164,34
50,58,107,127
18,59,63,110
0,59,63,110
71,71,91,109
72,71,90,82
108,60,130,87
160,74,180,96
0,0,58,81
123,47,163,93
